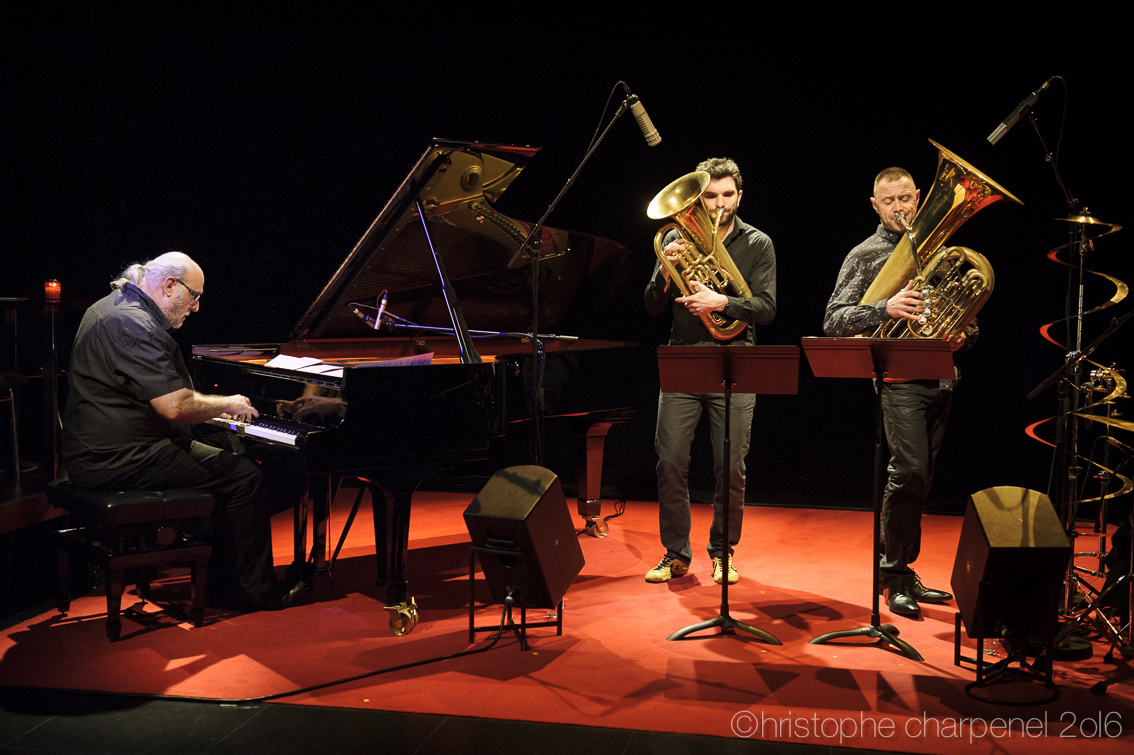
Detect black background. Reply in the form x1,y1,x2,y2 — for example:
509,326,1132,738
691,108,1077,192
4,3,1131,512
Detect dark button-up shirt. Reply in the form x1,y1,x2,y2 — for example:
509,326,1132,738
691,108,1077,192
644,216,777,345
822,224,901,337
62,282,193,486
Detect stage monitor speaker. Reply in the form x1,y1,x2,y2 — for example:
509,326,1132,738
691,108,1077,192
950,486,1071,640
464,465,585,609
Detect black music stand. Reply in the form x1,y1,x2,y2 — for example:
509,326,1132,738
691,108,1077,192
657,344,799,643
802,337,955,662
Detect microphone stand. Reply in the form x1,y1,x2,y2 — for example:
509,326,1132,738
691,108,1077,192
500,96,636,466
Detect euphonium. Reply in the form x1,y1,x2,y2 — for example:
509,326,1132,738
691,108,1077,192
861,139,1022,339
647,171,752,340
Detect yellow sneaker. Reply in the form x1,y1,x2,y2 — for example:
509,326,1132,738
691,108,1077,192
712,556,739,585
645,555,690,583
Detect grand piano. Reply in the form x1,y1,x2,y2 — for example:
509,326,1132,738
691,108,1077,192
191,139,640,631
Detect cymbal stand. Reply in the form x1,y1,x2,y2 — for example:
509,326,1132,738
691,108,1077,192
1080,516,1134,695
1065,403,1123,613
1057,441,1134,665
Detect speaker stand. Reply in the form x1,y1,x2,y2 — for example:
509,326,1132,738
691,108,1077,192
954,613,1059,705
468,545,563,651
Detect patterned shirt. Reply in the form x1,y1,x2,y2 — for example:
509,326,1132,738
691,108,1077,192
822,224,900,337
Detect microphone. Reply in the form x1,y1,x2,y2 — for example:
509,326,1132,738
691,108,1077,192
349,291,388,330
374,291,388,330
621,83,661,147
987,77,1055,145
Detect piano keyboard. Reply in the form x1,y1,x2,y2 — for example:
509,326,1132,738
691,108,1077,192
207,416,319,446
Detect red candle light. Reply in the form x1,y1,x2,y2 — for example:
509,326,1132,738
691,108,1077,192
44,279,61,303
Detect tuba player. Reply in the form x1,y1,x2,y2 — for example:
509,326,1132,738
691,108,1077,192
643,157,777,585
823,167,971,617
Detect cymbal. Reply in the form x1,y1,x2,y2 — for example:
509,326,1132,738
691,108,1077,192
1074,412,1134,432
1057,215,1122,237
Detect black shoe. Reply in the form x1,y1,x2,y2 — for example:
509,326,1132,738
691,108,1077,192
908,575,952,603
212,579,305,613
885,586,920,616
274,578,306,606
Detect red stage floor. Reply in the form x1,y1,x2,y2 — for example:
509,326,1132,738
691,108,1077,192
1,492,1131,754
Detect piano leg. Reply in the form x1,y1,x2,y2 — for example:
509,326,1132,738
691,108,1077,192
367,476,423,635
368,479,413,606
575,411,632,538
289,474,334,601
292,480,308,578
310,475,333,600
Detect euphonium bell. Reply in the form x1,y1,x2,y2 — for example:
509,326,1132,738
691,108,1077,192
861,139,1022,339
647,171,752,340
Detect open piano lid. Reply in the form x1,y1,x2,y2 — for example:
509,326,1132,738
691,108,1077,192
290,139,630,342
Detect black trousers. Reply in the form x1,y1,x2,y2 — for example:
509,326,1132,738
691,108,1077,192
879,380,953,589
101,438,275,601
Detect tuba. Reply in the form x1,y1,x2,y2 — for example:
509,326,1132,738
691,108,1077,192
861,139,1022,339
647,171,752,340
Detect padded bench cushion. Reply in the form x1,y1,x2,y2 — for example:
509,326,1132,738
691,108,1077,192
47,479,215,526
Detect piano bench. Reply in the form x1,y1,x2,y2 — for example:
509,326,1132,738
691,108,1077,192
47,480,215,641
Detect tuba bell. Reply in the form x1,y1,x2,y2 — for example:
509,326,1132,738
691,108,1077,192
861,139,1022,339
647,171,752,340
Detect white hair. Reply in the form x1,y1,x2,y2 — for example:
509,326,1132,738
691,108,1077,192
111,252,194,290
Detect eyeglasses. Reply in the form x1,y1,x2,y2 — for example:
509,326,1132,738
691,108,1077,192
173,279,202,302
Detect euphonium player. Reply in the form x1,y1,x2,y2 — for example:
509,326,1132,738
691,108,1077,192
643,158,777,585
823,167,973,617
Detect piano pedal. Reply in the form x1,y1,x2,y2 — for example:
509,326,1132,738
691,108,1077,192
384,597,418,635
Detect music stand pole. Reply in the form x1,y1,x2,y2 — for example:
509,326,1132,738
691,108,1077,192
657,345,799,644
803,337,956,662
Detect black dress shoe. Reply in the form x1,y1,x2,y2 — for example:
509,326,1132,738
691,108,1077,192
908,575,952,603
212,579,305,613
885,586,920,616
274,578,306,606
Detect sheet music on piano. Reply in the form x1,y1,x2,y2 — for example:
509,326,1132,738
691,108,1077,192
263,352,435,376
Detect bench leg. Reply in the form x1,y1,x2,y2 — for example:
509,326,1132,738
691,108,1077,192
191,557,208,628
56,548,71,613
106,568,125,641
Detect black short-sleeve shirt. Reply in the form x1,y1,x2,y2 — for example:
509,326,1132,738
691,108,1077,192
61,283,194,487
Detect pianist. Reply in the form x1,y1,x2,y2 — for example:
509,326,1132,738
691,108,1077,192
61,252,284,611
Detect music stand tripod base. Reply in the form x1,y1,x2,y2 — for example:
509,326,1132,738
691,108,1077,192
669,614,782,643
810,622,923,662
